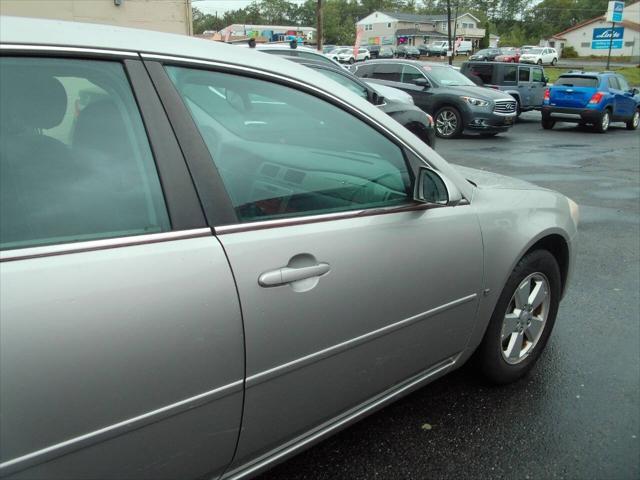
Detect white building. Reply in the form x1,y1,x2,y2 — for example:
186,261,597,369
355,11,485,48
545,1,639,59
0,0,193,35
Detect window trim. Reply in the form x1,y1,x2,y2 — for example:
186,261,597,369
0,48,207,254
141,53,461,231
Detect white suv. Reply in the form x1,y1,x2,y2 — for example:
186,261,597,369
333,47,370,64
519,47,558,66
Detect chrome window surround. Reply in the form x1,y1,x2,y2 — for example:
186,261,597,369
0,44,139,58
0,229,213,262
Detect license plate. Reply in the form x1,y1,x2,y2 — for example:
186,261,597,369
504,116,514,125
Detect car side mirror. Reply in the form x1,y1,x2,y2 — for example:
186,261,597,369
413,78,429,88
631,88,639,95
370,91,386,105
542,76,548,85
414,167,463,206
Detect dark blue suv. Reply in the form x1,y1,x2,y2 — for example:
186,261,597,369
541,71,640,133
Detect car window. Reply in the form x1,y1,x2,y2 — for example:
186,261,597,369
468,64,493,84
0,57,170,250
617,75,630,91
294,51,336,65
165,67,412,223
353,63,375,78
608,77,620,90
372,63,402,82
401,65,425,84
519,67,530,82
503,65,517,83
531,68,544,82
314,67,369,99
555,76,599,87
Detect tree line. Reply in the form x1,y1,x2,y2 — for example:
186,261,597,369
193,0,612,47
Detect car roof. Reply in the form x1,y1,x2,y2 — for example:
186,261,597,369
363,59,447,68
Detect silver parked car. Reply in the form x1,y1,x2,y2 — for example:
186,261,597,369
0,16,578,480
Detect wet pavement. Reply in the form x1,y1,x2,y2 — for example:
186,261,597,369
257,112,640,480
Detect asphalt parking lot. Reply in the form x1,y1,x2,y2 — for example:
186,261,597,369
257,112,640,480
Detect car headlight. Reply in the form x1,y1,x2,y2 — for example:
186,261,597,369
567,197,580,227
461,96,489,107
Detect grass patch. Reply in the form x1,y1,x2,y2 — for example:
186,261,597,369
545,66,640,86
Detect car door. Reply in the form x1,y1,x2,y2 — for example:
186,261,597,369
0,53,244,479
157,61,484,473
530,66,546,107
615,75,637,118
609,75,634,119
399,64,435,112
518,65,532,106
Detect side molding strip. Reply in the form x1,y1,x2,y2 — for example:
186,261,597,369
246,293,477,387
0,379,244,475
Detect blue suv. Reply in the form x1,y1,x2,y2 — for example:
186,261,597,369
541,71,640,133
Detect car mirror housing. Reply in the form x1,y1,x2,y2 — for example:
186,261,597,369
413,77,429,88
413,167,463,206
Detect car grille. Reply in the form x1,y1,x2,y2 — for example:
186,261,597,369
494,99,517,114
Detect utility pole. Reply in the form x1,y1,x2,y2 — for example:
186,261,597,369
606,21,615,69
317,0,323,52
452,2,459,59
446,0,452,65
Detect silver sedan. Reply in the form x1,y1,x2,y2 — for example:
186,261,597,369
0,16,578,480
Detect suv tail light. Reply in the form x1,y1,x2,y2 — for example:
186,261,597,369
589,92,604,104
543,88,550,101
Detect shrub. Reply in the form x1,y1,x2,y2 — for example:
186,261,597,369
562,46,578,58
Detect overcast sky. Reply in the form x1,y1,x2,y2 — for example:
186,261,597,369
192,0,305,16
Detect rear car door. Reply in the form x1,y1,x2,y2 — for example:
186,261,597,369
0,52,244,479
530,66,546,107
154,60,484,475
615,75,637,118
518,66,532,105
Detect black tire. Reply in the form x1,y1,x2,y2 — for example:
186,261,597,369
537,59,543,65
551,57,557,66
476,250,561,384
434,106,463,138
626,108,640,130
541,116,555,129
593,109,610,133
514,97,522,117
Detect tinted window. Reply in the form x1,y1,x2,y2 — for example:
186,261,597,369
555,76,599,87
314,68,368,99
372,63,402,82
531,68,544,82
166,67,412,223
294,51,336,65
401,65,425,84
353,63,375,78
503,65,517,83
467,64,493,84
519,67,530,82
608,77,620,90
0,57,170,250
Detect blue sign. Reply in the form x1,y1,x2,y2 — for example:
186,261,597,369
610,1,624,22
591,27,624,49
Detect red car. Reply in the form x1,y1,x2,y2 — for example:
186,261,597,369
495,47,521,63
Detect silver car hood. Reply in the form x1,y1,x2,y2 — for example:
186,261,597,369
453,165,547,191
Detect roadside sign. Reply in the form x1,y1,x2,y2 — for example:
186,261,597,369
606,1,624,23
354,26,363,57
592,27,624,49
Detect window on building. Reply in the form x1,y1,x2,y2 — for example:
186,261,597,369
581,42,590,47
625,41,634,47
387,23,392,28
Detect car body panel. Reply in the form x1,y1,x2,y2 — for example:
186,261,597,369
0,237,245,479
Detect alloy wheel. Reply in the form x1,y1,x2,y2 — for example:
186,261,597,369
500,272,551,365
633,111,639,128
602,111,610,131
436,110,458,137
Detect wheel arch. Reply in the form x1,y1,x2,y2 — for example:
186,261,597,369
522,233,570,297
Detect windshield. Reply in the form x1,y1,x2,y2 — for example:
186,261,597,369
527,48,543,54
428,66,475,86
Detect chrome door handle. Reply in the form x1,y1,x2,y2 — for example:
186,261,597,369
259,263,330,287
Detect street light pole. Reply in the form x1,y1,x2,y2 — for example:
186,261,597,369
446,0,452,65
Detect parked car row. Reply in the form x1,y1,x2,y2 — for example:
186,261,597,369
470,47,558,65
0,17,580,480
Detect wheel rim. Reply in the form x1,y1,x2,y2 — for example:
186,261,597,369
500,272,551,365
436,110,457,136
602,112,610,130
633,111,639,128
